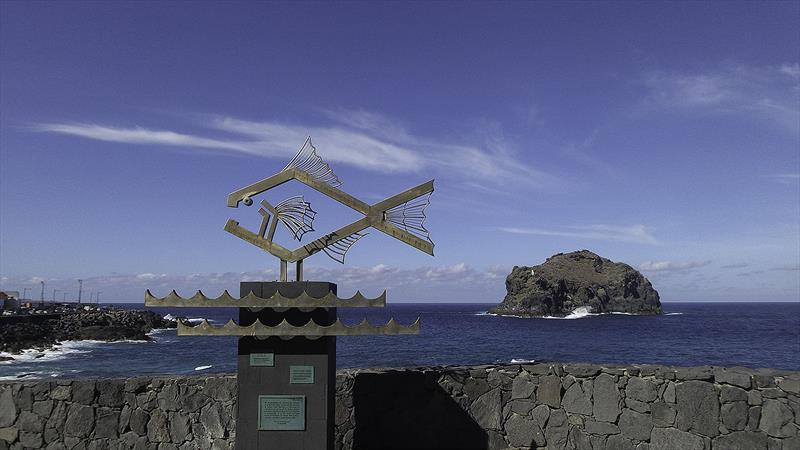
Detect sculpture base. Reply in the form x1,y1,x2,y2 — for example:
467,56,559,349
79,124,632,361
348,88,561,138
235,281,336,450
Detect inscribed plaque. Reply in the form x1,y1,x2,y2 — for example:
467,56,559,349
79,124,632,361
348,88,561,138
289,365,315,384
258,395,306,431
250,353,274,367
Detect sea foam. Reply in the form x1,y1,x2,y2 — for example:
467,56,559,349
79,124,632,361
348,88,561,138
478,306,662,320
162,314,212,323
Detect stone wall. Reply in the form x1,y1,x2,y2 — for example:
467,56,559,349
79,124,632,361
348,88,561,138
0,376,237,450
1,363,798,449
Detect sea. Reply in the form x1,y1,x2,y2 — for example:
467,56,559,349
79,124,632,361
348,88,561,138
1,302,798,380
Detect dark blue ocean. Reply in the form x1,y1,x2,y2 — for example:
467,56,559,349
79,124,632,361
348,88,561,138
2,302,798,380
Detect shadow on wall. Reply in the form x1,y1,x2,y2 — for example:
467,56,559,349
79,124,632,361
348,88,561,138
352,371,488,449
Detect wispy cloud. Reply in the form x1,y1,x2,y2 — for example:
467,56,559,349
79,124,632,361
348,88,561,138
499,224,658,245
559,131,616,176
770,264,800,271
0,263,507,302
638,260,712,272
721,263,748,269
643,63,800,133
31,110,560,189
30,123,259,154
768,173,800,185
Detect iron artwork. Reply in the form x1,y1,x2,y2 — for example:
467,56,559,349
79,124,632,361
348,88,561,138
145,288,386,308
144,137,434,448
145,136,433,337
224,136,434,275
178,317,421,337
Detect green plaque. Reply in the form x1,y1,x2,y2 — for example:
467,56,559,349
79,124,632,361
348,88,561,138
250,353,274,367
258,395,305,431
289,365,315,384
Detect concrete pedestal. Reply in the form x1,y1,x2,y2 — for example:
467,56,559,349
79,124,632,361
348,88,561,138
235,281,336,450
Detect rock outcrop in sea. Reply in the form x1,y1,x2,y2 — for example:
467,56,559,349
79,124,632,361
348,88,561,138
0,309,176,354
489,250,662,317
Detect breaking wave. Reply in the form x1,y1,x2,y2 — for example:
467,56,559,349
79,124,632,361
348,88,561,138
163,314,212,323
478,306,664,320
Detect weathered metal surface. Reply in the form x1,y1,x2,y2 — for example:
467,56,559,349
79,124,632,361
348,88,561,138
224,137,434,269
177,317,421,336
144,289,386,308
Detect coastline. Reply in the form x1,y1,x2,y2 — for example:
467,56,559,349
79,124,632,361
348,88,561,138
2,302,798,379
0,308,176,356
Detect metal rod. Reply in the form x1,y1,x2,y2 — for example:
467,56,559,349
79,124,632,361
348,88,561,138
279,260,287,282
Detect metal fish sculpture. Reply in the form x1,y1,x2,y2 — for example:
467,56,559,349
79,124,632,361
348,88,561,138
224,136,434,280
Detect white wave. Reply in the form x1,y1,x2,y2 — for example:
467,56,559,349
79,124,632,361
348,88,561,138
0,337,157,365
65,339,151,345
510,358,536,363
484,306,665,320
665,312,684,315
162,314,213,324
195,365,213,371
542,306,595,319
0,370,62,381
0,340,96,364
186,318,210,323
147,328,173,336
475,309,596,319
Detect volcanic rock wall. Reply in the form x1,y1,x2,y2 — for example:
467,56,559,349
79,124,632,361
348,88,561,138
1,363,798,449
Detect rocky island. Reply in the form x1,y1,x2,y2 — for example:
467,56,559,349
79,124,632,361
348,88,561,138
489,250,662,317
0,308,176,356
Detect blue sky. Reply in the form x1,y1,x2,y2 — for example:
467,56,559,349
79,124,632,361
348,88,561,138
1,2,798,303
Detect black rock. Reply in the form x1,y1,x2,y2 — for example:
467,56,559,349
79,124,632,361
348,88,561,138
0,308,176,353
488,250,662,317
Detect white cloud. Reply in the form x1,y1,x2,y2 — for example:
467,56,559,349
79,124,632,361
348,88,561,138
31,110,559,189
769,173,800,184
499,224,658,245
135,273,167,280
30,123,256,153
638,260,711,272
644,63,800,133
780,63,800,78
0,264,507,302
770,264,800,271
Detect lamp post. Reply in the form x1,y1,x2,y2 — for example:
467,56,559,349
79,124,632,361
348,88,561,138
22,287,29,300
52,289,59,306
40,281,45,305
77,279,83,305
96,291,101,305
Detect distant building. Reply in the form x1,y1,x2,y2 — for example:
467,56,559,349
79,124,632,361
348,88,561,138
0,291,20,310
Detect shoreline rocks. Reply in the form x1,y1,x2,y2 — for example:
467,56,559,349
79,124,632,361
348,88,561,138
490,250,662,317
0,309,176,354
